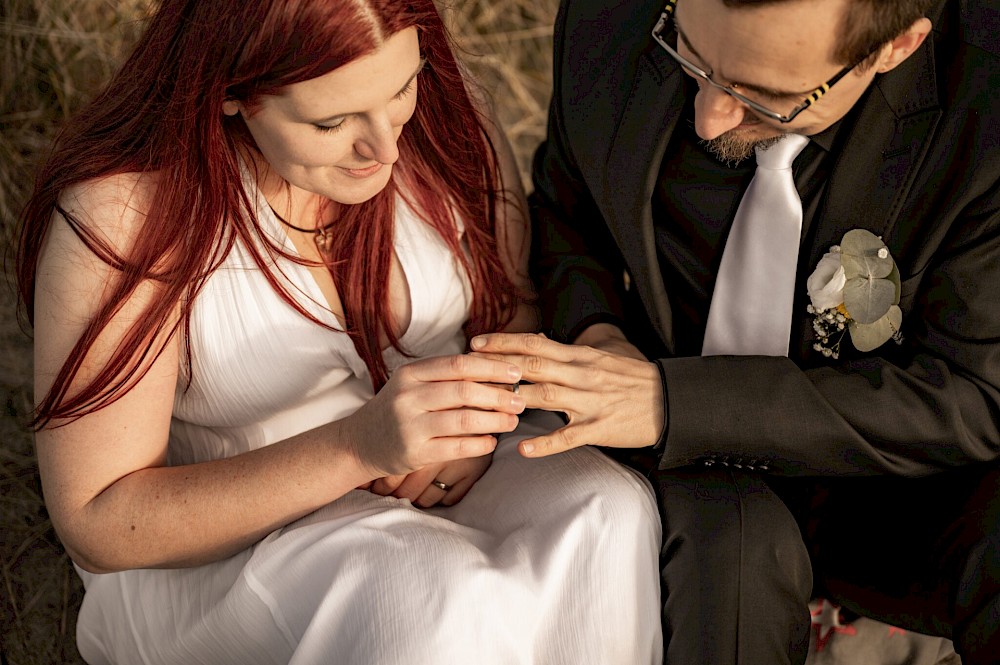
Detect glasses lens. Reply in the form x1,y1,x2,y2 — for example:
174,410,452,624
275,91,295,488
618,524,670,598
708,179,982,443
657,22,800,121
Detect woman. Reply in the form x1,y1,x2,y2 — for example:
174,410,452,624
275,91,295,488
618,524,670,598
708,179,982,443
16,1,661,663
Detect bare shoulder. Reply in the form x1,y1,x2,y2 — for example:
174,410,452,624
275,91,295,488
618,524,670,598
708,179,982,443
56,171,160,249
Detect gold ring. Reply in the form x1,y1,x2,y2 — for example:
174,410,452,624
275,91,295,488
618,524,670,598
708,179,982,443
431,480,452,492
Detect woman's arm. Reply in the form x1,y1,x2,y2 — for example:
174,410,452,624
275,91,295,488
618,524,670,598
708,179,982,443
480,103,540,335
34,175,524,573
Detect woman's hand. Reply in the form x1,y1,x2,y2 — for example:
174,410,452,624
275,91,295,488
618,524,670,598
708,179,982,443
469,331,663,457
370,454,493,507
340,354,524,480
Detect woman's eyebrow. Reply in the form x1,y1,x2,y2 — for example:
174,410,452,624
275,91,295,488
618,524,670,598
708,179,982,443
307,58,427,125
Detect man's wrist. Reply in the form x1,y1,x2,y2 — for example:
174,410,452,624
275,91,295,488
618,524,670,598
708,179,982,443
572,321,628,347
650,359,669,453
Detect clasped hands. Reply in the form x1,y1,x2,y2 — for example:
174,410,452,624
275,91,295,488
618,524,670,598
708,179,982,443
348,325,663,508
469,324,665,457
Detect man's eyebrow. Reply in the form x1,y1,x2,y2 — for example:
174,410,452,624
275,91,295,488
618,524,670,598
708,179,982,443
673,17,815,99
307,58,427,125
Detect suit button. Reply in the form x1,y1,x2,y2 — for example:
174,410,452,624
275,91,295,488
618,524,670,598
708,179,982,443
623,269,632,292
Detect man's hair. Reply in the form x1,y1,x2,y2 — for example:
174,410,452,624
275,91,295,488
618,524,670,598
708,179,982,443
723,0,937,68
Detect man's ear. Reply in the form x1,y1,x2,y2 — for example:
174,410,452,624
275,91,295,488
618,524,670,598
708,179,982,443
876,17,932,73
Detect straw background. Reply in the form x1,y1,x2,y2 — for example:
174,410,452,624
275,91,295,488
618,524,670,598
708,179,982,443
0,0,558,662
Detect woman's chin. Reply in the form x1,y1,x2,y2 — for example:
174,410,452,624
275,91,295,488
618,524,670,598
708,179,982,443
327,167,394,205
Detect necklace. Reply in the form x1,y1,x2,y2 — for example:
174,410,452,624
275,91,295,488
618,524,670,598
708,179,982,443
268,205,335,257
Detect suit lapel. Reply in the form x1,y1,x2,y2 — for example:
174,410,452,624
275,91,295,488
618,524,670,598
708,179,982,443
806,30,942,264
602,36,684,353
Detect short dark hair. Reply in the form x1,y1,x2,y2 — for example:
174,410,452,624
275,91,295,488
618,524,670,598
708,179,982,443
723,0,937,68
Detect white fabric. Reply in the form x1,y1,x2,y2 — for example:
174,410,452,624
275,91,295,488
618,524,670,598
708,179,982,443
73,187,663,665
702,133,810,356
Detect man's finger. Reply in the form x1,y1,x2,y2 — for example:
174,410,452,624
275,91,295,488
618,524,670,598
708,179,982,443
403,353,522,384
518,424,588,458
471,332,580,362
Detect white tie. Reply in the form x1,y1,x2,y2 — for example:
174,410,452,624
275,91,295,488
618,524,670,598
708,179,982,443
702,133,810,356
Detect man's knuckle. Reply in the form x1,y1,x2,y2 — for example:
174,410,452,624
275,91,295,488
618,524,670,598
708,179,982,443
449,354,468,374
539,382,560,404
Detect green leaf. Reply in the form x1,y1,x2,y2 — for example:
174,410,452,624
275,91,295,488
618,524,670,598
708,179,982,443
840,229,893,280
843,275,895,324
848,305,902,352
840,229,884,255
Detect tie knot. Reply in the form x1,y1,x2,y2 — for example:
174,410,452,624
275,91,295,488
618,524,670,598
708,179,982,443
754,134,809,170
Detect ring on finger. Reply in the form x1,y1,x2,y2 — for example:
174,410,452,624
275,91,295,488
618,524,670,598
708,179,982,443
431,479,453,492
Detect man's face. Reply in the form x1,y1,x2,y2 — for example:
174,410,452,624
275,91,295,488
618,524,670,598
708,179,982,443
674,0,883,163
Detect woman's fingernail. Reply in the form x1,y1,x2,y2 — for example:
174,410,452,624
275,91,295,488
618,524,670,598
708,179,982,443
511,395,525,410
507,366,521,380
470,336,485,350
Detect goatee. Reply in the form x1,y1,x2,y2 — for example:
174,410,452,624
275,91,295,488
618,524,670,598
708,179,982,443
702,132,784,166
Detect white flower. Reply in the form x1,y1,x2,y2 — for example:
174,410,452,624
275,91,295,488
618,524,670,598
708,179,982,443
806,252,847,312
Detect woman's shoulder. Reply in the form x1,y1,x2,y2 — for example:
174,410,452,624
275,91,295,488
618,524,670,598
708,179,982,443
56,171,162,247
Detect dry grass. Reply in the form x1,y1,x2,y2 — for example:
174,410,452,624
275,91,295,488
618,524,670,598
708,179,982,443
0,0,557,662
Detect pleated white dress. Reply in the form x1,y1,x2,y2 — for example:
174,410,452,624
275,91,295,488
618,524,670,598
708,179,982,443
74,188,663,665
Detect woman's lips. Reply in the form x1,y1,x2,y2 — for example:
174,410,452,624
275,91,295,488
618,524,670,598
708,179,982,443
341,163,384,178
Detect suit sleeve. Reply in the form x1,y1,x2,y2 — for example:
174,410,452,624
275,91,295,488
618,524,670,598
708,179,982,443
528,0,628,344
657,187,1000,477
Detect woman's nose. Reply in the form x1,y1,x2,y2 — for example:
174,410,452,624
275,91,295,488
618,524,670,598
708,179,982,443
354,114,400,165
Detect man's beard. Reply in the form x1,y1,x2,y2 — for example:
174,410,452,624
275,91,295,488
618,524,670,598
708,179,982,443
700,116,785,165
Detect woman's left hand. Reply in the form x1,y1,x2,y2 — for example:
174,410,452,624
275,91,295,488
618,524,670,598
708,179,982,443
369,454,493,507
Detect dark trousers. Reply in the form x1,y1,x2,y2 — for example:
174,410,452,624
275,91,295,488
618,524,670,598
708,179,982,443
650,464,1000,665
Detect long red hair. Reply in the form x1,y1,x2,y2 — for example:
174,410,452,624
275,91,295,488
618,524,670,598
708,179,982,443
16,0,518,427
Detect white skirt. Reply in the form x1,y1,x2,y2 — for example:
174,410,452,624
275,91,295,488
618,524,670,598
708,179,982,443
75,411,663,664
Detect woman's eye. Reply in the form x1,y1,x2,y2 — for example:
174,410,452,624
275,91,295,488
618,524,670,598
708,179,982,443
314,119,345,133
393,81,415,101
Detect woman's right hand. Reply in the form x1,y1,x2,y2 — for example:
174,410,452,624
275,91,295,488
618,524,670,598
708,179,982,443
340,354,526,480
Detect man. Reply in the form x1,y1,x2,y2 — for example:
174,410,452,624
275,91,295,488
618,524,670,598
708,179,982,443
470,0,1000,663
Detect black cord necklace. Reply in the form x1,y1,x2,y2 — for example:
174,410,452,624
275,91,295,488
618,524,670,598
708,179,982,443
269,204,335,257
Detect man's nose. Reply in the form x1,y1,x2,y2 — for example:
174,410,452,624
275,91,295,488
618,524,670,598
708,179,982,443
693,84,748,140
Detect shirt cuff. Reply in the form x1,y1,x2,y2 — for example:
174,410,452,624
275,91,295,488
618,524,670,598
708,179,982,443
650,358,669,454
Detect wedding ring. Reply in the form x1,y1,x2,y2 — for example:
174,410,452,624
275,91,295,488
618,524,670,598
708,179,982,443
512,382,520,395
431,480,452,492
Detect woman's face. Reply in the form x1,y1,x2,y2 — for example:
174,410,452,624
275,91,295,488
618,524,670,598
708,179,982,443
228,27,422,206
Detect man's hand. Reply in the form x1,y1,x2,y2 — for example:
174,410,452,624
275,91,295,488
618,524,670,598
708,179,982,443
470,331,664,457
572,322,647,361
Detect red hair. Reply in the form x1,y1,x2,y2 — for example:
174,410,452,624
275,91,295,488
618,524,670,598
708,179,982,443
17,0,518,427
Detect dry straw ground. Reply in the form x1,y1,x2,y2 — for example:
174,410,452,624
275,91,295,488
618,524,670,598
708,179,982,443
0,0,558,662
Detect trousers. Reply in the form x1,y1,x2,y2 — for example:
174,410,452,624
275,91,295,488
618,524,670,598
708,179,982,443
650,463,1000,665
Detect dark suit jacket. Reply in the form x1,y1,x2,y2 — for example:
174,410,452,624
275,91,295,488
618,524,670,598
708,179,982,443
530,0,1000,476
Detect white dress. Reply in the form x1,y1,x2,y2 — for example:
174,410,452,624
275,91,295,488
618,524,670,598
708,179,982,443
74,188,663,665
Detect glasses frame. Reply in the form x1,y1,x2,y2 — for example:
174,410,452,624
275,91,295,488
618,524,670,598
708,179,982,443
651,0,859,124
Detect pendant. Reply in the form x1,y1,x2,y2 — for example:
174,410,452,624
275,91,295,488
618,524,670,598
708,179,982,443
315,226,334,258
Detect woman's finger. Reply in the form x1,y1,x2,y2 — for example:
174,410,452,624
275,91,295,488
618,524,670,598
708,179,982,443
410,379,525,414
422,409,519,439
371,474,406,496
391,465,441,502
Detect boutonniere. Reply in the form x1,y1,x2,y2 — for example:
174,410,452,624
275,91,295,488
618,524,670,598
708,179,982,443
806,229,903,359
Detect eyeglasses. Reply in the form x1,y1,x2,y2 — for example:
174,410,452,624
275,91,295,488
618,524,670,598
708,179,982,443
651,0,860,123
